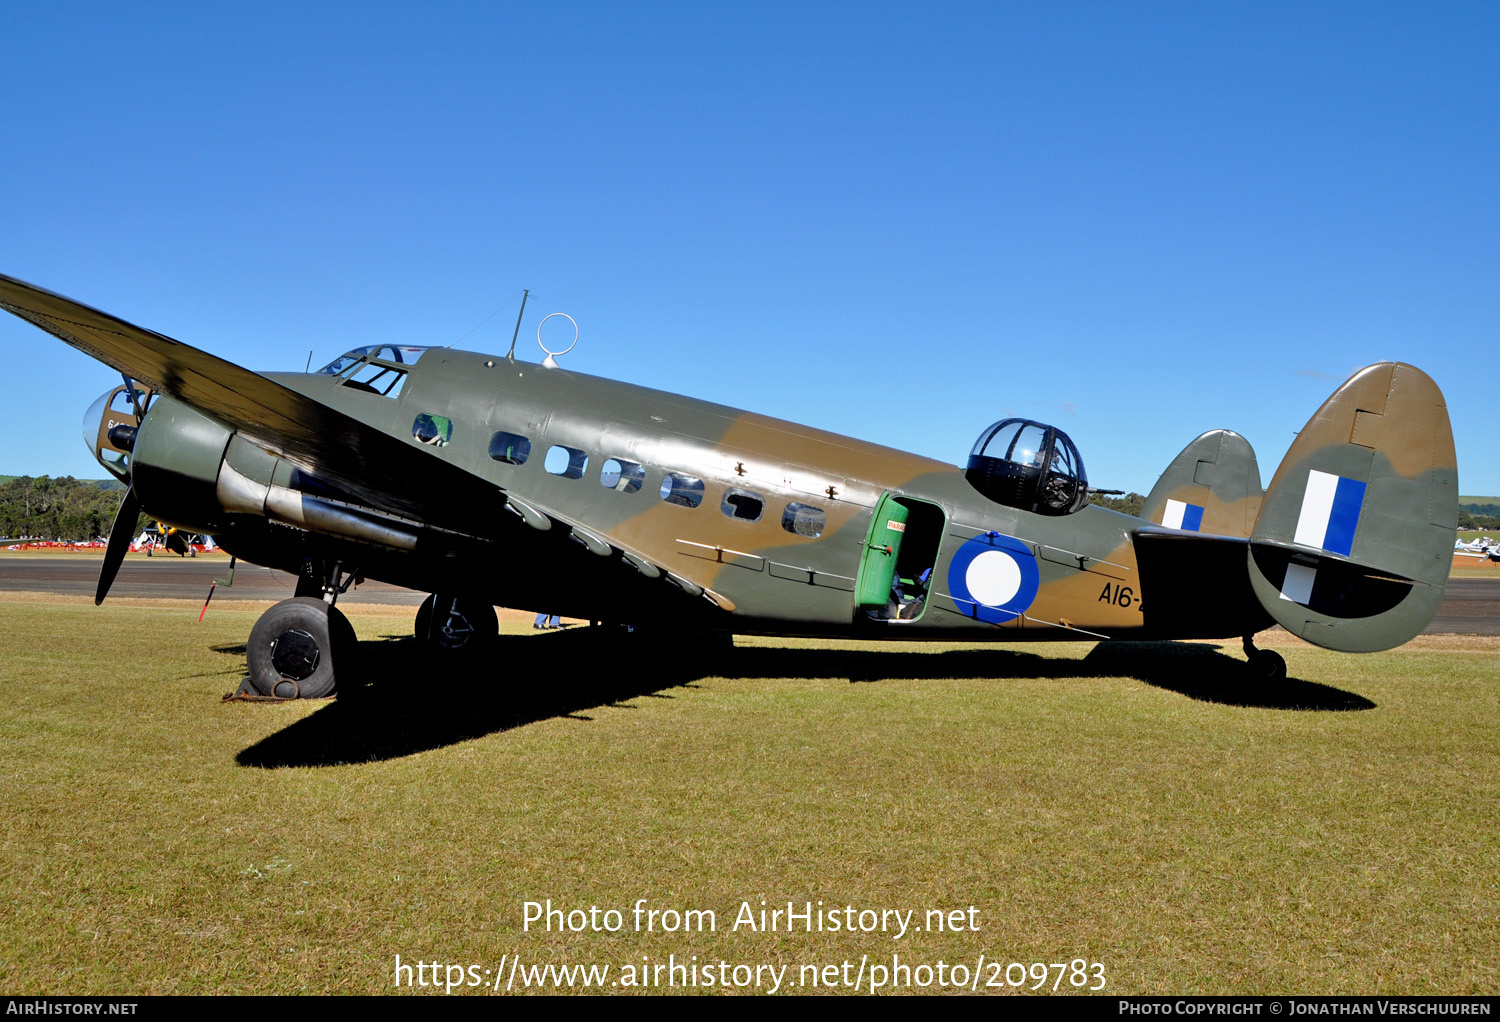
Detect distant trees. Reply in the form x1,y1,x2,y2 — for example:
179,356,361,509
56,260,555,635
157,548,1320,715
0,476,146,540
1457,505,1500,531
1092,492,1145,517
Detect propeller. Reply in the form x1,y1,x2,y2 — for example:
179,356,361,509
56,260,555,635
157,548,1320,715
96,486,142,605
92,375,150,605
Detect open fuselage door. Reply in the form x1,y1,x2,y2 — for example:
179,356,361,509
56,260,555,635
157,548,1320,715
855,491,946,622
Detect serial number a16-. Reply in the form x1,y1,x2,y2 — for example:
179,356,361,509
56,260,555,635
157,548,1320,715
1097,582,1140,609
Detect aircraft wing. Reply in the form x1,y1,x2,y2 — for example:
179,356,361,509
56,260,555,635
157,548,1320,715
492,488,736,611
0,272,506,535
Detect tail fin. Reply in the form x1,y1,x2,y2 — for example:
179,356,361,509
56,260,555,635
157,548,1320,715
1141,429,1263,537
1246,363,1457,652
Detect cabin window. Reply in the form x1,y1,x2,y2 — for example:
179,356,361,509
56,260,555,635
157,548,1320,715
600,457,645,493
660,473,705,508
721,488,765,522
345,362,407,397
489,431,531,465
412,413,452,447
781,502,827,538
545,445,589,479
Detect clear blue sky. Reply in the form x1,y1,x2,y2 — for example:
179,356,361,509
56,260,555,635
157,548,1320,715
2,3,1496,495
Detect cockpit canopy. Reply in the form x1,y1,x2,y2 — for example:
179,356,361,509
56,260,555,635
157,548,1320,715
317,345,432,376
965,418,1089,516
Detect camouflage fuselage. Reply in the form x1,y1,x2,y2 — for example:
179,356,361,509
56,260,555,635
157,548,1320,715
240,349,1173,641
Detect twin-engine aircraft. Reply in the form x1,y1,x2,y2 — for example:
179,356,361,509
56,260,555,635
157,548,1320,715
0,273,1458,699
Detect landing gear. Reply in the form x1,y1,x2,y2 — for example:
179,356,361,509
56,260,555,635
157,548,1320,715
246,597,357,698
1242,634,1287,683
415,594,498,653
293,558,357,602
245,559,361,698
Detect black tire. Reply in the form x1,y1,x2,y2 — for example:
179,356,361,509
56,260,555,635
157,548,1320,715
415,594,498,653
1248,649,1287,683
246,597,357,698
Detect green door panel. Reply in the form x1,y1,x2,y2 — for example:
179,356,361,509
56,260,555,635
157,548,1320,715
855,492,909,609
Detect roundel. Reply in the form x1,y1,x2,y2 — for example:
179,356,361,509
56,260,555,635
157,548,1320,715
946,532,1040,624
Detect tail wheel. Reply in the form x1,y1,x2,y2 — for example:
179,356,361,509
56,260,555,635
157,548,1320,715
415,594,498,653
246,597,357,698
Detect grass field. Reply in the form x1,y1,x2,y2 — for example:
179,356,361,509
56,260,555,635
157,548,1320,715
0,594,1495,996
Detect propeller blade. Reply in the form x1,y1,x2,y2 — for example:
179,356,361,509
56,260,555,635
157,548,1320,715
96,487,142,605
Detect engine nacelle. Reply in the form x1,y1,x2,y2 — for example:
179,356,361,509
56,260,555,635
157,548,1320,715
106,391,432,551
129,394,235,533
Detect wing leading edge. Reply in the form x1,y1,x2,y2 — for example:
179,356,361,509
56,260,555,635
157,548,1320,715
0,272,505,536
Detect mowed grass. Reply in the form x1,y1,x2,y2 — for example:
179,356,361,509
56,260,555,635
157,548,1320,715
0,595,1495,996
1449,563,1500,578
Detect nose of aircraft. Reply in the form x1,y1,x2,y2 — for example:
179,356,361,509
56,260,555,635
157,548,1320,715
82,388,114,469
82,385,140,483
82,383,151,604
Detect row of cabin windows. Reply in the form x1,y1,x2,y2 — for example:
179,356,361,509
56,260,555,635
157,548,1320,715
475,425,827,538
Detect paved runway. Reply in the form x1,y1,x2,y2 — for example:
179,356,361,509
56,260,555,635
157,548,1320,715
0,555,426,605
1425,577,1500,635
2,554,1496,634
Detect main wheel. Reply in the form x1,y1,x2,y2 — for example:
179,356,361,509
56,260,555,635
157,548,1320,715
246,597,357,698
1247,649,1287,683
415,594,498,653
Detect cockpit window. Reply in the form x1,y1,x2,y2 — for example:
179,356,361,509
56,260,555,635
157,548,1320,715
342,362,407,397
966,418,1089,516
318,352,364,376
318,345,432,375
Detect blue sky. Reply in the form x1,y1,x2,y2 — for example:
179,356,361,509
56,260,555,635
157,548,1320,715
2,2,1496,495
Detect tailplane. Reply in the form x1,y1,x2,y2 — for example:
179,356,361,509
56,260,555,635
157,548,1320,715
1246,363,1457,652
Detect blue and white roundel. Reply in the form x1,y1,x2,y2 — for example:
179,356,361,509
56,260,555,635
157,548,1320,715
947,532,1040,624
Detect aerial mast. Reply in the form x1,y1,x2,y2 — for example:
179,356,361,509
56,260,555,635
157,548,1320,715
506,289,530,360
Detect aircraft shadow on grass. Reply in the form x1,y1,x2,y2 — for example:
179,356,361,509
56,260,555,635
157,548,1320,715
231,629,1375,769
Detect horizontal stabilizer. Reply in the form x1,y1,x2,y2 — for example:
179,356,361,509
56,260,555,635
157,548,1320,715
1247,363,1457,652
1133,528,1274,639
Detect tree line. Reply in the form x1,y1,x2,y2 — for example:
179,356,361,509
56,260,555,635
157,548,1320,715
1457,505,1500,531
0,476,148,541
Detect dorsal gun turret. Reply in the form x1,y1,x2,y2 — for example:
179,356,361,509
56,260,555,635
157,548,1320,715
965,418,1089,516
